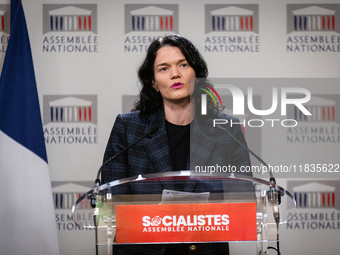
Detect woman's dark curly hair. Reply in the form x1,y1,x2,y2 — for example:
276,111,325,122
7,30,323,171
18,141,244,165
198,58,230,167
133,34,220,118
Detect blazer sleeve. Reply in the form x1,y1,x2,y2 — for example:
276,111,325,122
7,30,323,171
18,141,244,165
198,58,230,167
229,116,252,175
101,114,129,184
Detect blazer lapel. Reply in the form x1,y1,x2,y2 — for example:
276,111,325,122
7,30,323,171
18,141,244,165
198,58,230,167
185,119,218,193
140,110,176,190
188,119,217,169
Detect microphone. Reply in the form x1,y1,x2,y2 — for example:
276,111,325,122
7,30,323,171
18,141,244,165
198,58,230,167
95,124,159,185
91,125,159,208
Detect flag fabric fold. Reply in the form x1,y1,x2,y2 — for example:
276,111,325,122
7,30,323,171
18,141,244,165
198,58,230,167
0,0,60,254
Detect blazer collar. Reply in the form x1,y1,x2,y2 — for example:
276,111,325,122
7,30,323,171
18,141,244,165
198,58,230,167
141,109,173,173
141,109,219,192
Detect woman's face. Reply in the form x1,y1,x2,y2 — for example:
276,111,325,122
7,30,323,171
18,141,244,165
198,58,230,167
153,46,196,106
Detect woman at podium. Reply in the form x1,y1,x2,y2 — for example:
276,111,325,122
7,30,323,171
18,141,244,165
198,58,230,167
101,35,251,255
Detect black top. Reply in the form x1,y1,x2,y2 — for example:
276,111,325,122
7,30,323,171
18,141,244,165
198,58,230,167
165,120,191,171
164,120,191,255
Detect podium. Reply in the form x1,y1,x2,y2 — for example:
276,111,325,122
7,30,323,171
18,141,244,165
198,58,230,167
72,171,295,255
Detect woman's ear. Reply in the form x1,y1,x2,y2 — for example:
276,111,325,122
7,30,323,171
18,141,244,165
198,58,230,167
152,81,159,92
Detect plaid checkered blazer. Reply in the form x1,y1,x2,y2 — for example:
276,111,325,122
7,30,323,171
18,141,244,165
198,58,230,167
101,108,251,255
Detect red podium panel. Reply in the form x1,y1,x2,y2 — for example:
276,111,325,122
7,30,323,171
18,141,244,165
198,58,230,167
115,202,257,243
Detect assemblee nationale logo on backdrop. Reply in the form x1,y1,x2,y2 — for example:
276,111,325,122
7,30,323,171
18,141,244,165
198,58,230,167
0,4,10,54
286,4,340,53
123,4,178,53
42,4,98,53
204,4,260,53
43,95,98,144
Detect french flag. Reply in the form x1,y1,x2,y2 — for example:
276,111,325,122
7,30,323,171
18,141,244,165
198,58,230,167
0,1,59,254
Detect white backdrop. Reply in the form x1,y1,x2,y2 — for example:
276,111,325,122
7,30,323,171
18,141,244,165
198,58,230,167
0,0,339,254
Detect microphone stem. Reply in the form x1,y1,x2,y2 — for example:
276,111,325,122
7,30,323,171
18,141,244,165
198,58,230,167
216,125,274,179
96,133,149,181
